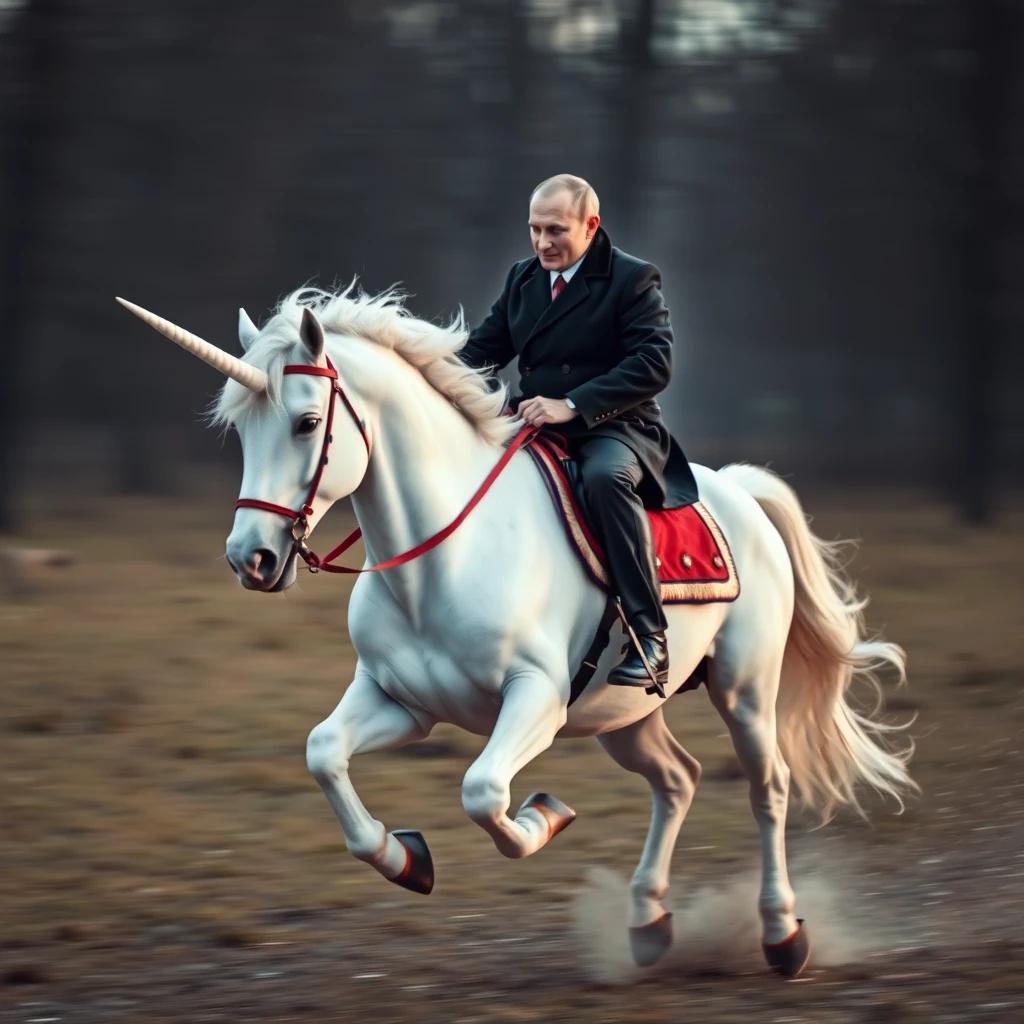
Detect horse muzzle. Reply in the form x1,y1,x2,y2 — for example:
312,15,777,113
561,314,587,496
225,541,297,593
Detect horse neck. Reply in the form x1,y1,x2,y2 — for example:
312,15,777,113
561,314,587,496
342,346,503,573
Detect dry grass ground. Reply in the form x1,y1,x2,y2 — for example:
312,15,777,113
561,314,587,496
1,483,1023,1022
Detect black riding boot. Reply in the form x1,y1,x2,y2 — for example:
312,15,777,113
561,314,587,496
607,631,670,689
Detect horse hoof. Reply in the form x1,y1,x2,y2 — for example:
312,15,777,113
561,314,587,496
519,792,576,840
763,919,810,977
629,912,673,967
390,830,434,895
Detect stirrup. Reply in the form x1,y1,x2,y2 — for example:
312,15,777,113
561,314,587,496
614,600,666,699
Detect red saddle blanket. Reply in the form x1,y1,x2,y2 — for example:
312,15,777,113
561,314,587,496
527,436,740,604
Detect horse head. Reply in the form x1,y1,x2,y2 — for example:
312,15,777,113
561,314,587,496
116,297,372,592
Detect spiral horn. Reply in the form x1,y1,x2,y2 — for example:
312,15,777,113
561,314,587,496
116,297,268,392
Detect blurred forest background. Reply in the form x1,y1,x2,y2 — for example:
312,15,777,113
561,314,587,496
1,0,1022,531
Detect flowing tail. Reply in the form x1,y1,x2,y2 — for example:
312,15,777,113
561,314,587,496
719,463,918,822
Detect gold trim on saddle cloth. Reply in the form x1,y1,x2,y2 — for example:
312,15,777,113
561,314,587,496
527,441,610,589
526,440,740,605
660,501,741,604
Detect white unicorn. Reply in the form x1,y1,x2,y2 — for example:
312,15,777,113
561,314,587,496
117,285,915,977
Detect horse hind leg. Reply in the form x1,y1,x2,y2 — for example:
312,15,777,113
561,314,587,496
597,707,702,967
306,674,437,894
707,656,810,977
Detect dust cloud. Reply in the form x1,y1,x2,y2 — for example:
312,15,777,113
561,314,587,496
570,863,879,985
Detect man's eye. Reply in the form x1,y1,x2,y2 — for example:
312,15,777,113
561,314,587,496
296,417,321,436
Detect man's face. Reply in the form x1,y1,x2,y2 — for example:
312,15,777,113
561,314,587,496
529,192,599,272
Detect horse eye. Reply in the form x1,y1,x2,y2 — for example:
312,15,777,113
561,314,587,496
296,416,321,436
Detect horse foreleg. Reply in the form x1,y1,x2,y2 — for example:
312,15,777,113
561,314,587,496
598,707,702,966
462,671,573,860
306,673,438,893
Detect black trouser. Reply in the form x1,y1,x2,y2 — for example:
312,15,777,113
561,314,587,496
573,436,667,636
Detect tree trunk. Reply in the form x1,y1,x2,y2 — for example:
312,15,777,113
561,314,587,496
609,0,656,246
957,0,1014,524
0,1,63,529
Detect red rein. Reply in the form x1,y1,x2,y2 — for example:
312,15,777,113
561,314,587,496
234,357,535,575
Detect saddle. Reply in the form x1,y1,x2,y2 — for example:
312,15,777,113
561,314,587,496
526,434,740,605
525,433,739,704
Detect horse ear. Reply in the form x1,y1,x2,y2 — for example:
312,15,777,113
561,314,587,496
299,307,325,361
238,308,260,351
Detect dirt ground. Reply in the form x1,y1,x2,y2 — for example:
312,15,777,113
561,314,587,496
2,482,1023,1023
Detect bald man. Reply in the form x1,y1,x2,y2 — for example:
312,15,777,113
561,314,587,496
460,174,698,690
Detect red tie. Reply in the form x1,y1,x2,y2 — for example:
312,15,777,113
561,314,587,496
552,274,566,300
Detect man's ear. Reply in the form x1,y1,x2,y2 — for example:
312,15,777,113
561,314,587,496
586,214,601,239
299,307,325,362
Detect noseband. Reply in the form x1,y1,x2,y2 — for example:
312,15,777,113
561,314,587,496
234,356,535,576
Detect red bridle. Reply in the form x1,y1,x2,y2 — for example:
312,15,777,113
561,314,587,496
234,357,535,575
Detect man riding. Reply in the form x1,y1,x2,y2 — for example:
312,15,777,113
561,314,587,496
459,173,698,689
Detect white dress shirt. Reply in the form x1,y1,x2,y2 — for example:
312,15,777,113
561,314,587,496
550,250,587,291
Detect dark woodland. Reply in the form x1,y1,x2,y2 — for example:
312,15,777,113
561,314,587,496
2,0,1023,527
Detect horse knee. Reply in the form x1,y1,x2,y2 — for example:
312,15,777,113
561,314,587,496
306,720,347,782
461,767,508,826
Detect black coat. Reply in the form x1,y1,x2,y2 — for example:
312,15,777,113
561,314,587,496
460,227,698,509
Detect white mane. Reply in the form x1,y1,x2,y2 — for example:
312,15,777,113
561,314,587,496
212,283,517,446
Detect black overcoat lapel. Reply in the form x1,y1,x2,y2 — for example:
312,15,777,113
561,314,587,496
524,269,590,346
520,263,550,342
518,229,613,360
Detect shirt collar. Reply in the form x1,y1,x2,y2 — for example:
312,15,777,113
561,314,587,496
550,249,588,288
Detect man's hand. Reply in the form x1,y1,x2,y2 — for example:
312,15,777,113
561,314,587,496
518,396,579,427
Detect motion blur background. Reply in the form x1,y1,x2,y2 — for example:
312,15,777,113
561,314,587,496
2,0,1022,527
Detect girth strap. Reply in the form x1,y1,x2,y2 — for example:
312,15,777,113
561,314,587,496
567,597,619,706
566,597,671,706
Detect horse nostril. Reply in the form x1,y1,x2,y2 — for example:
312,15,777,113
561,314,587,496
254,548,278,580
